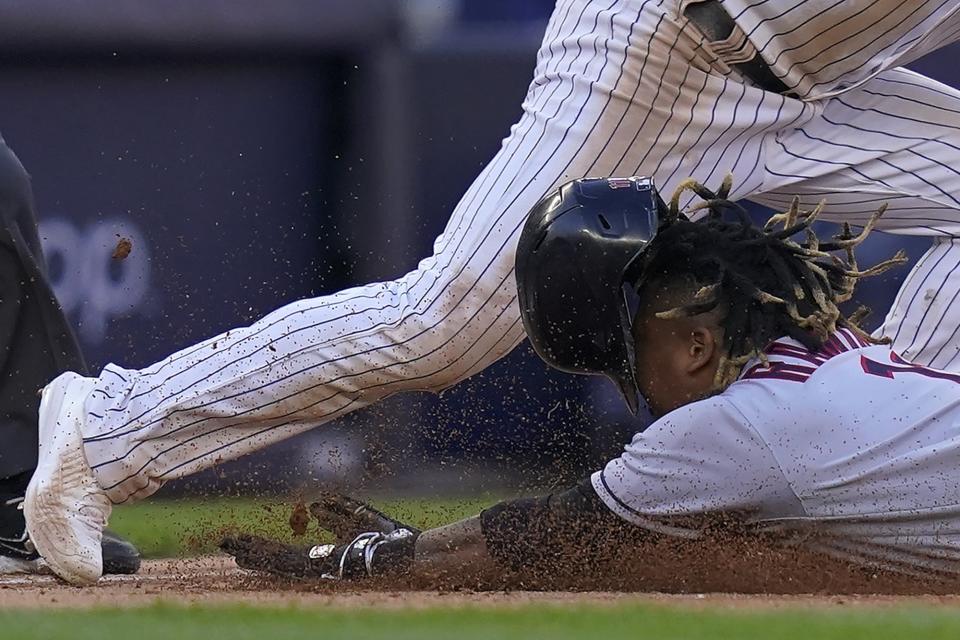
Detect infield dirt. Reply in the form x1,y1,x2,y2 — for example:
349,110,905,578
1,557,959,610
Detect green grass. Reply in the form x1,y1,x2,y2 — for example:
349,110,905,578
4,602,960,640
20,499,960,638
109,497,497,557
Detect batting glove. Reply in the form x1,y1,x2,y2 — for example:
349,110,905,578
221,493,420,580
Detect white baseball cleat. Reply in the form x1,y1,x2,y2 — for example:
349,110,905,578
23,372,111,585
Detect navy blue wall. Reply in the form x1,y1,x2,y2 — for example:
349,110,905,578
0,62,346,370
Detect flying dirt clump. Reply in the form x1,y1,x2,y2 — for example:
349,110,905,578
112,236,133,260
289,502,310,537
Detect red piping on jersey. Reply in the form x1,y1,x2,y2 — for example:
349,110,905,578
740,364,816,382
764,344,828,366
741,328,867,383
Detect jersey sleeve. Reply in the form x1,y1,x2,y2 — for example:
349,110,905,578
591,396,798,537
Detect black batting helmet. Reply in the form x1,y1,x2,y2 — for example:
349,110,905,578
515,177,667,414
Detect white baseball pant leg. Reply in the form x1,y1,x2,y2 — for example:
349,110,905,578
79,0,808,503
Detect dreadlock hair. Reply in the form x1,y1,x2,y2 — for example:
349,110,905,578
632,176,908,389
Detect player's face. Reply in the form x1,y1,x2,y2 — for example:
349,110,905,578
632,313,723,417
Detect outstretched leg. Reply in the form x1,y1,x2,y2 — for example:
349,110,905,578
77,0,799,505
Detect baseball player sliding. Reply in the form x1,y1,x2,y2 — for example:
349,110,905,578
20,0,960,585
222,178,960,585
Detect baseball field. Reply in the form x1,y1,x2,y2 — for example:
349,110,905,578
4,498,960,639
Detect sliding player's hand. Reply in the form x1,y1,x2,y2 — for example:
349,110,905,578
221,494,420,580
221,528,418,580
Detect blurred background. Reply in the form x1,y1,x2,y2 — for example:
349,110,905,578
0,1,955,500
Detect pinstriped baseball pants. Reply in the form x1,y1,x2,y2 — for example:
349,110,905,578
78,0,960,502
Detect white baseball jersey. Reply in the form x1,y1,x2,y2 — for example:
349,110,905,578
593,327,960,575
68,0,960,504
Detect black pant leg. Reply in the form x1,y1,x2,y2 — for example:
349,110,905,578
0,135,87,480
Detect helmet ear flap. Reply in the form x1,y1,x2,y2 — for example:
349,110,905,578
515,176,664,414
612,284,642,414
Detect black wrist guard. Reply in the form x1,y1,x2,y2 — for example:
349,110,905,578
479,477,640,573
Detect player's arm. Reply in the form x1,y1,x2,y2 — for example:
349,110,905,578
221,481,645,585
222,398,787,583
417,477,649,584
